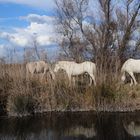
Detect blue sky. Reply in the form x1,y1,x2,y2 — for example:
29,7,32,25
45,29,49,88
0,1,55,27
0,0,59,62
0,0,139,62
0,4,43,28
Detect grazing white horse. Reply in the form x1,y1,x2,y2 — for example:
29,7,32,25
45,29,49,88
26,61,55,80
121,58,140,86
54,61,96,86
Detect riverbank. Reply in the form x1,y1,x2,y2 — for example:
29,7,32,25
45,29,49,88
0,64,140,117
5,82,140,117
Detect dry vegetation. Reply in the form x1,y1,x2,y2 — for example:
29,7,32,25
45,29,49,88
0,0,140,116
0,63,140,117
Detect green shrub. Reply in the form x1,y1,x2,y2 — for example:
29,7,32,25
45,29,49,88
7,94,37,116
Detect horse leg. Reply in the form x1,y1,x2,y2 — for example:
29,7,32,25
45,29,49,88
26,71,29,80
128,72,137,85
50,70,55,80
31,73,34,79
92,76,96,86
26,67,31,80
42,68,48,82
130,78,133,86
89,77,92,86
67,74,72,86
72,76,75,86
41,73,45,81
89,74,96,86
29,70,34,79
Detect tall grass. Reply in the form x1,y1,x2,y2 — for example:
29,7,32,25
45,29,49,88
0,62,139,116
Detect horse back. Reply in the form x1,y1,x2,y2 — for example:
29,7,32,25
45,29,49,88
122,59,140,72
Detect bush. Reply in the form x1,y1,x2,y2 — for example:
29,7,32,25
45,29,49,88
7,94,37,116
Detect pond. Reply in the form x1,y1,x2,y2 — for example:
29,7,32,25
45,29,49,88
0,111,140,140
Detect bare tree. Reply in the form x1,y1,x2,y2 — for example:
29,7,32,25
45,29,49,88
118,0,140,63
55,0,140,71
24,34,48,63
32,33,41,60
55,0,90,62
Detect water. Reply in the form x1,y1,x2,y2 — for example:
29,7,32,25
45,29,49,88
0,112,140,140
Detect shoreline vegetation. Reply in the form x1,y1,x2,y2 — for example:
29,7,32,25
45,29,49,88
1,63,140,117
0,0,139,117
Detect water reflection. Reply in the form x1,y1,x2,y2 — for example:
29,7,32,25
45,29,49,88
64,125,96,138
123,113,140,140
0,112,140,140
124,121,140,136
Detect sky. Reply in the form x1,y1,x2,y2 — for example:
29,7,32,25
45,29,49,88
0,0,59,62
0,0,139,62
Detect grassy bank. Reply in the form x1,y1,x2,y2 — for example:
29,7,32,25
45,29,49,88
0,63,140,116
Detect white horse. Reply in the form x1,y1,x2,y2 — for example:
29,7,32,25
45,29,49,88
54,61,96,86
121,58,140,86
26,61,55,80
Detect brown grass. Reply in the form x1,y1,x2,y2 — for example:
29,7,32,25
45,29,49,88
0,63,140,116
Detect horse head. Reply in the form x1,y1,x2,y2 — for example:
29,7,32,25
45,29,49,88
121,74,126,82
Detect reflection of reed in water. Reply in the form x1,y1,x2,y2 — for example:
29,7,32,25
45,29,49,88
0,130,57,140
124,121,140,136
0,127,96,140
0,112,97,140
64,124,96,138
1,112,139,140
